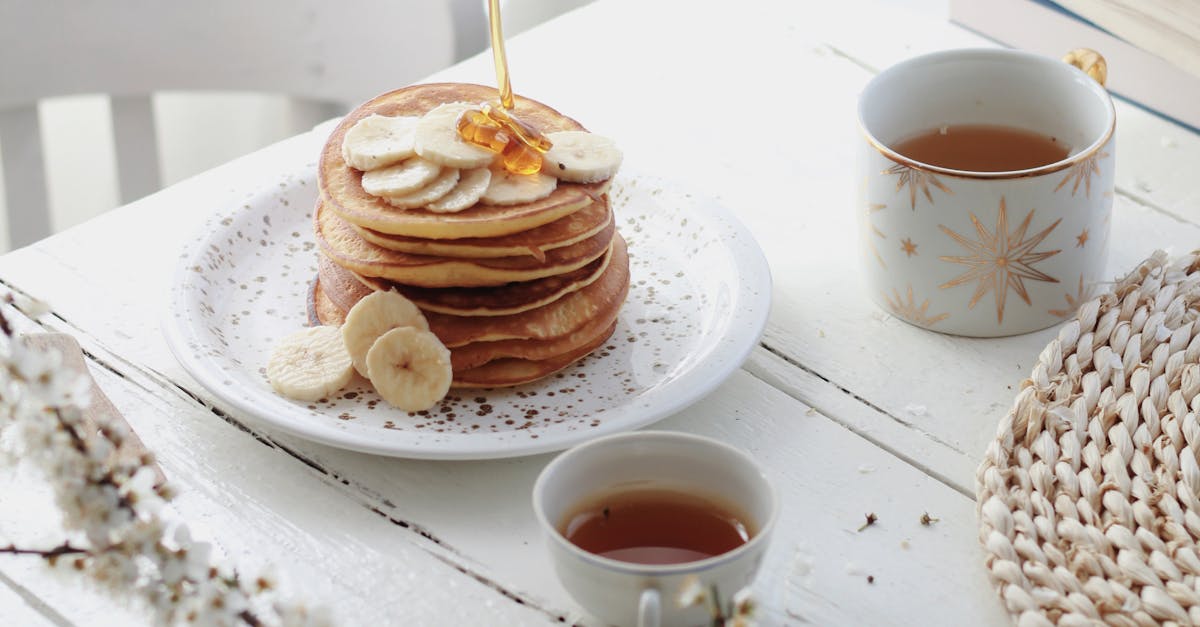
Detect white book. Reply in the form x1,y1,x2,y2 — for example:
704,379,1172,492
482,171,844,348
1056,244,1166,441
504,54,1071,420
950,0,1200,131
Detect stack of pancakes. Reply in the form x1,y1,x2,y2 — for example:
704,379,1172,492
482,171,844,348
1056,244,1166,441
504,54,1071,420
312,83,629,387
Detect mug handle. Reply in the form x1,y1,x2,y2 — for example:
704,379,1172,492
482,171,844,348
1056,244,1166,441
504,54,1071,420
637,588,661,627
1062,48,1107,87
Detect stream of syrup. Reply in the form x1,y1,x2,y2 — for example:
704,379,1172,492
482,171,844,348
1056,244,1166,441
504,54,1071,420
457,0,552,174
487,0,515,110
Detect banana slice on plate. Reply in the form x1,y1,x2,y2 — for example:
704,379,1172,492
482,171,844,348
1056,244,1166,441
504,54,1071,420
384,167,461,210
341,114,420,171
341,290,430,377
360,157,443,197
414,102,497,169
366,327,452,412
481,169,557,205
542,130,623,183
425,167,492,213
267,326,354,402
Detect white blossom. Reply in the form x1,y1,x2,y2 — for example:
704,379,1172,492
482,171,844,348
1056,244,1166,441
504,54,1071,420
676,574,708,608
731,587,756,618
0,321,326,625
10,339,91,409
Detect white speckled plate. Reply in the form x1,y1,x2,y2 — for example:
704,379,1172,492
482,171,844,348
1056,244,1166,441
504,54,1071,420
164,167,770,459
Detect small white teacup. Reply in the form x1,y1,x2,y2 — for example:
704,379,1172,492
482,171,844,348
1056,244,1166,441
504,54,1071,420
857,48,1115,337
532,431,778,627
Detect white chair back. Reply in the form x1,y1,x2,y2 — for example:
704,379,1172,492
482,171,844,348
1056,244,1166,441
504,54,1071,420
0,0,456,248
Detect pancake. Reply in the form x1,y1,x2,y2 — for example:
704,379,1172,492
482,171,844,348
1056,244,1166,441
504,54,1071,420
309,278,347,327
450,322,616,388
320,245,612,318
317,254,375,314
447,282,622,370
319,83,609,239
336,243,613,317
351,196,612,261
316,234,629,348
315,200,614,287
423,233,627,347
309,280,617,388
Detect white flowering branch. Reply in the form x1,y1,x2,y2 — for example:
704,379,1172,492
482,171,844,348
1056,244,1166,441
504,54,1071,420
0,295,330,626
676,575,757,627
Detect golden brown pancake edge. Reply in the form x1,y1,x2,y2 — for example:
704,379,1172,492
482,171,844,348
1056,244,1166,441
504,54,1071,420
315,200,615,287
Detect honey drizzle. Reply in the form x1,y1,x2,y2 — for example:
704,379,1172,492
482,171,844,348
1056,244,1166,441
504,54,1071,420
456,0,551,174
487,0,514,110
457,109,509,152
483,103,552,152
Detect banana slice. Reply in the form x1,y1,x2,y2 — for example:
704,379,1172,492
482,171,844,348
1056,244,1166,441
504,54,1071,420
267,326,354,402
341,114,420,171
360,157,443,197
425,167,492,213
385,167,461,210
365,327,452,412
481,169,557,205
541,131,623,183
342,290,431,377
414,102,497,169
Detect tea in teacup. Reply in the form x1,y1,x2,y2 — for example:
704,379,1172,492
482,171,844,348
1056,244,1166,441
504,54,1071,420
560,487,753,565
892,124,1070,172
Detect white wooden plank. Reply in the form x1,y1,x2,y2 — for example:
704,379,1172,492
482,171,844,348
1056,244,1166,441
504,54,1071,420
110,95,161,204
744,345,977,496
0,106,51,249
35,95,121,238
0,574,62,627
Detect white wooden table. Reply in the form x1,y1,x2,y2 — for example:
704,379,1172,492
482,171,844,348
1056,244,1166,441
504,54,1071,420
3,1,1198,624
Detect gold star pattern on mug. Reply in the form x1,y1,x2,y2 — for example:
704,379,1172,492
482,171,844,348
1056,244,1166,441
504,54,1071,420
1054,150,1109,198
863,202,887,267
1076,229,1089,247
884,284,949,326
901,238,918,257
883,163,951,210
1048,274,1091,318
938,197,1062,324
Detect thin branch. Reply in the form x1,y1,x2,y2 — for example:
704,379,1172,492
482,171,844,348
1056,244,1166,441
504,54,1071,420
0,542,89,558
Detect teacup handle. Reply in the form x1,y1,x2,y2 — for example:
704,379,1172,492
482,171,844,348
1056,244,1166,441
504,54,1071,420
637,588,661,627
1063,48,1107,87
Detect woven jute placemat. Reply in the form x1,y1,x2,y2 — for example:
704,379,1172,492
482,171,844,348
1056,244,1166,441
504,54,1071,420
978,250,1200,626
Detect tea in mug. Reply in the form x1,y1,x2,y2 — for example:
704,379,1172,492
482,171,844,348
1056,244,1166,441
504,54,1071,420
559,487,753,565
891,124,1070,172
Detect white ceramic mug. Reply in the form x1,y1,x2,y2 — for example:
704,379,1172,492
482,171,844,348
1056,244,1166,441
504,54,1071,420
532,431,778,627
857,48,1115,337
